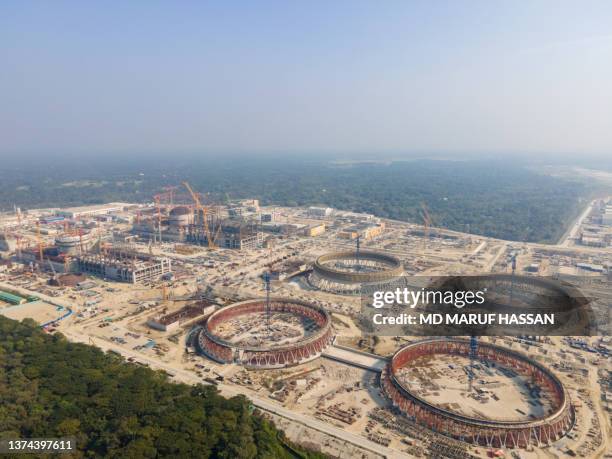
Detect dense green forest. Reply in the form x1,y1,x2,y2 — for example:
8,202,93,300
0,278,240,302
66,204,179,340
0,317,325,458
1,157,597,243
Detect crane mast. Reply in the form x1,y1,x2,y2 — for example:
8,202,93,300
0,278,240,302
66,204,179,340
182,181,219,249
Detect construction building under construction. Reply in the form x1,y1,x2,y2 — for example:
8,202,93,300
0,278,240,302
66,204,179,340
147,300,216,332
132,206,262,250
16,228,96,274
55,230,95,255
187,220,263,250
76,250,171,284
197,298,333,369
130,183,263,250
18,246,76,273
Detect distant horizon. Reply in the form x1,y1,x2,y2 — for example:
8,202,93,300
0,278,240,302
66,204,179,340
2,1,611,158
2,149,612,169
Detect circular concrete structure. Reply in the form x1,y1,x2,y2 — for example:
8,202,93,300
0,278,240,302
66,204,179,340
382,338,574,449
55,231,93,255
309,250,404,295
197,298,333,369
168,206,194,227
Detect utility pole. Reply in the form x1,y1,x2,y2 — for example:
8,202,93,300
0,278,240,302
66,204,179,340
36,221,44,263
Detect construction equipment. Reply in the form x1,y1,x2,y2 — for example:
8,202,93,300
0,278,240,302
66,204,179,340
15,206,22,228
12,207,24,260
162,186,179,205
263,271,271,333
161,283,170,301
35,221,44,262
182,181,220,249
78,228,85,255
47,257,62,286
420,203,433,252
154,195,163,243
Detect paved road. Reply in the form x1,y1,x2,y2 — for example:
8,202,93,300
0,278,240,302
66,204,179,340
558,200,595,248
322,345,387,372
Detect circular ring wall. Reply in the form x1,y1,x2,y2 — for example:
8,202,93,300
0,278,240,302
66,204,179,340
310,250,404,295
382,338,574,449
197,298,333,369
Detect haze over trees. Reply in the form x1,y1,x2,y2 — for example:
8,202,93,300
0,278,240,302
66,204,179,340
1,157,595,243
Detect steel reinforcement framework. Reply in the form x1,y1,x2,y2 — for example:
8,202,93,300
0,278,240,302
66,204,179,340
310,250,404,295
382,338,574,449
313,250,403,283
197,298,333,369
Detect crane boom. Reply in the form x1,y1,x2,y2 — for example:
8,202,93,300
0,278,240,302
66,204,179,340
182,182,218,249
420,203,431,253
36,221,44,261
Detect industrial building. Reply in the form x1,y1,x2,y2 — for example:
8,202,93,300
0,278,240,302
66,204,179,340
189,221,263,250
339,222,385,240
261,212,277,222
18,247,76,274
307,206,333,218
228,200,260,217
303,223,326,237
132,205,263,250
261,222,303,235
76,253,171,283
0,234,17,252
55,231,95,255
0,290,27,305
55,204,127,219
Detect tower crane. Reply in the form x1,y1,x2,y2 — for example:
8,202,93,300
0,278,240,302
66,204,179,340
162,186,179,205
263,271,271,333
15,205,22,228
154,195,163,244
182,182,220,249
420,203,433,252
35,221,44,263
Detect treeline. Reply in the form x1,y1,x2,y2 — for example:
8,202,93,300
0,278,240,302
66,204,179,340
0,317,325,458
1,157,594,243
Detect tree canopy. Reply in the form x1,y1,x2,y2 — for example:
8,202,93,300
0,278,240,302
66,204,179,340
0,317,325,458
1,158,596,243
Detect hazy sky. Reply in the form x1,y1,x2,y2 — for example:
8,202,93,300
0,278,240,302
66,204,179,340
1,1,611,158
